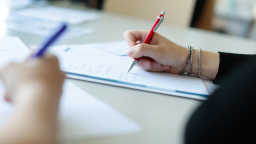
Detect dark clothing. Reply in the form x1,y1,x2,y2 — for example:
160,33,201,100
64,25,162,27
213,52,256,85
185,52,256,144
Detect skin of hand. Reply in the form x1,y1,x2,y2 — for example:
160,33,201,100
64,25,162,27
0,54,65,144
124,30,188,74
123,30,220,80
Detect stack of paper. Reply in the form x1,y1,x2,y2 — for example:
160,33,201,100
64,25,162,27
51,43,209,100
14,6,99,25
4,6,99,38
0,0,31,9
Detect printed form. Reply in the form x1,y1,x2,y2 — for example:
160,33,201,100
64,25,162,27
52,44,209,100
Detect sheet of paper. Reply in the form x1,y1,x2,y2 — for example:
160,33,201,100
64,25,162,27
0,81,141,142
0,37,30,67
90,40,130,56
5,13,94,38
0,0,31,9
51,44,209,100
0,37,141,142
13,6,99,25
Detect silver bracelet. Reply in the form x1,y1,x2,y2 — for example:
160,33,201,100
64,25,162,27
189,46,193,76
199,48,201,77
182,46,191,74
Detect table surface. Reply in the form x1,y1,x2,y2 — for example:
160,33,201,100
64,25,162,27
1,1,256,144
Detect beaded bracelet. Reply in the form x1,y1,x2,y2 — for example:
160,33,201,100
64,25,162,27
198,48,201,77
189,46,193,76
182,46,192,74
182,46,203,78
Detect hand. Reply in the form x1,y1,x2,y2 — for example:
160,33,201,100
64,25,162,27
0,54,65,106
124,30,220,80
124,30,188,74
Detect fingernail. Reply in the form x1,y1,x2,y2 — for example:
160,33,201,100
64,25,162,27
4,96,11,103
163,65,169,70
136,41,141,44
144,63,150,69
127,48,134,56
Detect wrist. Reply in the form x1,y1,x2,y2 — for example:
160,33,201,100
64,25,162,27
183,48,219,80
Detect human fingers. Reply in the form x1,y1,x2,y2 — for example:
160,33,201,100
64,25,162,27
43,54,65,78
127,44,162,61
0,62,18,78
136,58,170,72
4,92,11,103
123,30,149,47
27,53,62,73
0,66,12,102
0,63,19,102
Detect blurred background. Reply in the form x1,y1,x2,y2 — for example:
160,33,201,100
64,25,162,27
1,0,256,40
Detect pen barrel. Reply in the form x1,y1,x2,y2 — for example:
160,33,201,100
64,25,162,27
143,18,161,44
143,30,155,44
128,11,165,72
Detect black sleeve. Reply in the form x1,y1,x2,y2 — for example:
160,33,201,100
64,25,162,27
185,56,256,144
213,52,256,85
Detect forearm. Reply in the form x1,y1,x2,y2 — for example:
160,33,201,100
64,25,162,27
0,87,60,144
184,49,220,80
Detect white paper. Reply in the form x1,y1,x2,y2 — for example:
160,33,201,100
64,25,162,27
14,6,99,25
51,44,209,100
5,13,94,38
0,0,31,9
0,81,141,142
0,37,141,142
0,37,30,67
59,81,141,142
90,40,130,56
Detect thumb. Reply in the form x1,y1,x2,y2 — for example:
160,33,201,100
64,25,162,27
127,44,161,60
4,92,12,103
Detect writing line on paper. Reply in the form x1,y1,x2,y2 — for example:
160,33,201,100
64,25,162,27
51,44,209,100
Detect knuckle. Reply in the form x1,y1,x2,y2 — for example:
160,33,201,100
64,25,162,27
123,30,132,38
137,44,146,52
49,54,58,62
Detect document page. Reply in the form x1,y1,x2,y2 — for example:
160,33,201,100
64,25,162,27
14,6,99,25
52,45,209,100
90,40,130,56
6,13,94,38
0,37,30,67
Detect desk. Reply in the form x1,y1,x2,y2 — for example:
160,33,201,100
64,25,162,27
2,1,256,144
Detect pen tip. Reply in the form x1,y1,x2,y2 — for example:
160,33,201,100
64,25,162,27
127,59,138,73
127,67,131,73
161,11,165,15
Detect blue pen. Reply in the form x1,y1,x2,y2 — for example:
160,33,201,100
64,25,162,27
32,23,67,58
